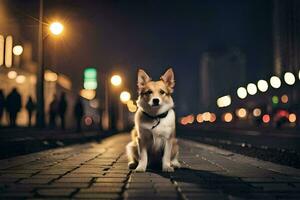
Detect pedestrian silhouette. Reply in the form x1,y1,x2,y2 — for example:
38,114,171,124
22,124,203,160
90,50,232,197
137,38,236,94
26,96,36,127
49,95,58,129
74,96,84,132
0,90,5,127
58,92,67,130
6,88,22,127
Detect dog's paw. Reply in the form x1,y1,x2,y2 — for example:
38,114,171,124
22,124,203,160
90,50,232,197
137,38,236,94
162,165,174,172
128,161,138,170
171,160,181,168
135,165,146,172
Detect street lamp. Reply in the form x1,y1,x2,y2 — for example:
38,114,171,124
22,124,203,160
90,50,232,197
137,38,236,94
111,75,122,86
120,91,131,103
36,8,64,128
49,22,64,35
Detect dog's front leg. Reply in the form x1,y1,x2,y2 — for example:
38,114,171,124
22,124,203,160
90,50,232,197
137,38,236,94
135,138,148,172
162,139,174,172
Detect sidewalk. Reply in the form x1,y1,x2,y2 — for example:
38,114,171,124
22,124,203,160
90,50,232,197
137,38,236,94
1,133,300,199
0,128,107,159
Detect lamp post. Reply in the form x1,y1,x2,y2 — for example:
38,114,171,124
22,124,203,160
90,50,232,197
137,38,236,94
102,74,122,130
36,0,64,128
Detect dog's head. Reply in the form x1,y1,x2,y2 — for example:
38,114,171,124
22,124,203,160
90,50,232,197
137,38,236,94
136,68,175,115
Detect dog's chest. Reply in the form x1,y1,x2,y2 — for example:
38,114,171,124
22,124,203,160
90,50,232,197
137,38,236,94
140,109,175,139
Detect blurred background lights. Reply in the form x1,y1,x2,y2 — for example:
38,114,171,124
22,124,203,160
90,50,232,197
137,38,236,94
7,70,17,79
257,80,268,92
253,108,261,117
281,94,289,104
5,35,13,68
202,112,211,121
111,75,122,86
284,72,295,85
262,114,270,123
15,75,26,84
127,100,137,113
49,22,64,35
84,116,93,126
272,95,279,104
246,83,257,95
289,113,297,123
209,113,216,122
217,95,231,107
120,91,131,103
196,114,203,123
236,108,247,118
223,112,233,122
44,70,58,82
237,87,247,99
80,89,96,100
13,45,23,56
270,76,281,88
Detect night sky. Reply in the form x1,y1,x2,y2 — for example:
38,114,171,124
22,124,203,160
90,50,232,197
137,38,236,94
11,0,274,115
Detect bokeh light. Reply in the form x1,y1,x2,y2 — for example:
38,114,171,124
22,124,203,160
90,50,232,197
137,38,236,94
223,112,233,122
284,72,296,85
13,45,23,56
272,95,279,104
209,113,216,122
237,87,247,99
253,108,261,117
217,95,231,107
236,108,247,118
270,76,281,89
196,114,203,123
202,112,211,121
15,75,26,83
111,75,122,86
120,91,131,103
7,71,17,79
289,113,297,123
262,114,270,123
247,83,257,95
281,94,288,104
49,22,64,35
257,80,268,92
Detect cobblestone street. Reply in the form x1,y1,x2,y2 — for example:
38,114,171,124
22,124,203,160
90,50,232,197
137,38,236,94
1,133,300,199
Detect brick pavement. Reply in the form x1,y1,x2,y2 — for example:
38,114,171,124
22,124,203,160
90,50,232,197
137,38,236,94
1,133,300,199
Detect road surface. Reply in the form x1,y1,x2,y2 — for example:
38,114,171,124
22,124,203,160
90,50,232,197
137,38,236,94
1,133,300,199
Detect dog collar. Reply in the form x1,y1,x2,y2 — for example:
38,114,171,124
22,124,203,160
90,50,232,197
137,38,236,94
142,110,169,129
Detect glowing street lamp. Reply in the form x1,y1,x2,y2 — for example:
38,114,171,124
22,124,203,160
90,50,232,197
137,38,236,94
120,91,131,103
49,22,64,35
111,75,122,86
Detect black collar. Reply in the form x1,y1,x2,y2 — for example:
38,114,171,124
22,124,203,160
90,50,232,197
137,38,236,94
142,110,169,129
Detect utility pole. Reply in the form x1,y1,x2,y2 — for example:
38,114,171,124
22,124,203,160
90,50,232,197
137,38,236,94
36,0,45,128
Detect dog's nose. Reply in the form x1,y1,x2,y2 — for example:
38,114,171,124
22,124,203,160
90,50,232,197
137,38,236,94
152,98,160,106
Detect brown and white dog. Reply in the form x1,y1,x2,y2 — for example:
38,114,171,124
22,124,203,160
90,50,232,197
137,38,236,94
126,68,180,172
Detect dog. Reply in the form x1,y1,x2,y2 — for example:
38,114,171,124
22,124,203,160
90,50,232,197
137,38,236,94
126,68,180,172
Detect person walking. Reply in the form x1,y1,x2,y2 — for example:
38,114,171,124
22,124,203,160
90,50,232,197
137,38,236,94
58,92,67,130
6,88,22,127
74,96,84,132
26,96,36,127
49,95,58,129
0,90,5,127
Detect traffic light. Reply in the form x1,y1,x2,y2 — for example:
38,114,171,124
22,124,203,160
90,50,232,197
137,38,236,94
84,67,97,90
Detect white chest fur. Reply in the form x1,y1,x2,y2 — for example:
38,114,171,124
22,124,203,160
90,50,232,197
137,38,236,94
136,109,175,139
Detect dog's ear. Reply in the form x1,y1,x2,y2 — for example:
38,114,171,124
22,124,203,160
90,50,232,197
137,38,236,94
137,69,151,90
161,68,175,92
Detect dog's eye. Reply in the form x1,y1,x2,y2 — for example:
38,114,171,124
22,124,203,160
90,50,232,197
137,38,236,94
144,90,152,95
160,90,166,95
